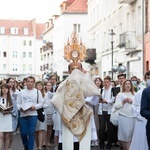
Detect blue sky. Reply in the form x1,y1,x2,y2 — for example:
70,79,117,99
0,0,63,23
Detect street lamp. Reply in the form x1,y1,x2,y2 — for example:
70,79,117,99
109,29,116,80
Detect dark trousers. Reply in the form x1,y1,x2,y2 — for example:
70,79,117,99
99,112,117,148
146,121,150,149
58,142,79,150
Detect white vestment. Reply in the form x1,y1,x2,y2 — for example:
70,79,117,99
129,88,148,150
51,69,100,150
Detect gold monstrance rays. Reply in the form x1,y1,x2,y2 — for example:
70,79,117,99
64,32,86,66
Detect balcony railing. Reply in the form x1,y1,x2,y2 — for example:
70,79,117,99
118,0,136,4
118,31,136,52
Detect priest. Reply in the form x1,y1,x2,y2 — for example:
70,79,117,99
51,61,100,150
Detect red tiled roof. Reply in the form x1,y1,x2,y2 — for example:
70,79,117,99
64,0,88,13
0,19,34,36
0,19,44,39
36,24,45,39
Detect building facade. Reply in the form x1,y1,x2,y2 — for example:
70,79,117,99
144,0,150,72
0,19,44,80
87,0,143,80
40,0,89,81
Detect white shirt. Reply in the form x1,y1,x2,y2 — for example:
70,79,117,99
114,92,135,118
17,88,43,117
98,86,115,115
44,92,54,114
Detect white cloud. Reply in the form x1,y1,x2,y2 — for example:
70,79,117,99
0,0,63,23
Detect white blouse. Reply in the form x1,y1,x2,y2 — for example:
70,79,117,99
114,92,135,118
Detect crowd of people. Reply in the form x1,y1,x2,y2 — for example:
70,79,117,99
0,64,150,150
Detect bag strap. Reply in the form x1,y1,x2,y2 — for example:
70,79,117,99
37,89,39,103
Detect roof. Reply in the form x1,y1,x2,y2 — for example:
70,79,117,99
36,24,45,39
0,19,44,39
64,0,88,13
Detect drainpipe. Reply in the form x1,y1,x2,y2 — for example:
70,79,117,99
142,0,145,75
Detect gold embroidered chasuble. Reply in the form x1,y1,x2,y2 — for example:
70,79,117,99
51,69,100,141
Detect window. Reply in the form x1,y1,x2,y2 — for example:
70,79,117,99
23,64,26,72
132,10,136,31
29,52,32,58
78,24,80,33
3,64,6,70
73,24,81,33
146,61,149,71
126,13,130,31
137,6,141,35
23,52,26,58
23,40,26,46
41,55,43,60
23,28,28,35
28,64,32,72
12,64,17,71
3,39,7,46
40,66,42,71
10,27,18,34
3,52,6,57
0,27,5,34
12,51,18,58
29,40,32,46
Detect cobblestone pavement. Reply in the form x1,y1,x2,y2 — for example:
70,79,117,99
11,133,120,150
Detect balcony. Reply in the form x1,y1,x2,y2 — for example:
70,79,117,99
46,42,53,50
118,31,136,52
118,0,136,4
85,49,96,65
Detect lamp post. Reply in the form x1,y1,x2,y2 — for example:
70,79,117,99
109,29,116,80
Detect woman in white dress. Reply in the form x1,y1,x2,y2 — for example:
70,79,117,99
35,81,48,150
0,83,18,150
114,80,135,150
44,82,54,147
6,78,20,124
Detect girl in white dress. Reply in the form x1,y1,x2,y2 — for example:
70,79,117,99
0,83,18,150
114,80,135,150
35,81,48,150
44,82,54,147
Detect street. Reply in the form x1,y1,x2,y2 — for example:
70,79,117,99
11,133,120,150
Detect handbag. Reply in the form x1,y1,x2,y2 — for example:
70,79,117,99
110,106,120,126
37,90,45,122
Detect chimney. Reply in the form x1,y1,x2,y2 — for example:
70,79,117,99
31,18,36,37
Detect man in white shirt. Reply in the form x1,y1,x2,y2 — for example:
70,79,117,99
17,76,43,150
98,76,115,150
